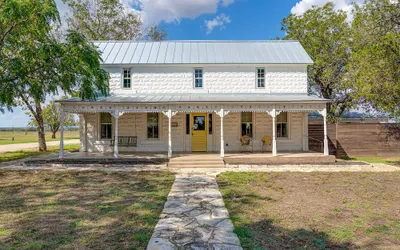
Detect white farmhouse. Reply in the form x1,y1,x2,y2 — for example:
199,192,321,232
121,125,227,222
58,40,330,159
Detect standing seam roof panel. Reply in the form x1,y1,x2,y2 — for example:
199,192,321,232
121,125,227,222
190,43,199,64
156,42,168,64
147,42,160,63
113,42,131,64
122,42,138,64
139,42,153,63
182,42,191,63
105,42,123,64
130,42,146,63
95,42,108,54
205,43,216,64
174,42,183,63
101,42,116,63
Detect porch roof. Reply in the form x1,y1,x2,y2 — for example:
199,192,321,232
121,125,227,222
58,93,330,104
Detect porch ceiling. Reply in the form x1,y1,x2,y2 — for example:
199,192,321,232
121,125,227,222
57,93,330,104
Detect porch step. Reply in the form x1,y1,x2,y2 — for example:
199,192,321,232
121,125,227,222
168,156,225,168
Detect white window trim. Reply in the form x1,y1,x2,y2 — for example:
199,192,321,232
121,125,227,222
98,113,113,141
121,68,132,90
193,68,204,89
256,67,266,89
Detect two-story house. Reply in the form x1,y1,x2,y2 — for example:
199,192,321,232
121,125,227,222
58,40,330,159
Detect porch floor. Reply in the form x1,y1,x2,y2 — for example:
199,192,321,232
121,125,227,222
36,151,335,165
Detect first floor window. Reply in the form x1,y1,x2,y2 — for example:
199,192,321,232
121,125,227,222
100,113,112,139
123,69,131,88
257,68,265,88
147,113,159,139
277,112,288,138
241,112,253,137
194,69,203,88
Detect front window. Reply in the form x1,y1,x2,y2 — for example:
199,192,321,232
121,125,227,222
277,112,288,138
147,113,159,139
100,113,112,139
257,68,265,88
241,112,253,137
123,69,131,88
194,69,203,88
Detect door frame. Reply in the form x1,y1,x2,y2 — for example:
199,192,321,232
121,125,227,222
191,113,208,152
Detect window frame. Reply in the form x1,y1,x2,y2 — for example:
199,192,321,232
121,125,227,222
122,68,131,89
276,112,289,138
147,113,160,139
241,112,253,137
256,67,266,88
99,113,112,140
193,68,204,89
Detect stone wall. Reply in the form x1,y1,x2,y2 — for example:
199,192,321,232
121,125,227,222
81,112,307,153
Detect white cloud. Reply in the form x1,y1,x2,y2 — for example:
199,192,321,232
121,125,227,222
291,0,364,16
204,13,231,34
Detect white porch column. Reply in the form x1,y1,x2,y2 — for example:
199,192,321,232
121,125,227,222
111,111,121,158
215,108,230,158
267,109,280,157
59,111,65,159
302,112,309,151
162,110,178,158
318,108,329,156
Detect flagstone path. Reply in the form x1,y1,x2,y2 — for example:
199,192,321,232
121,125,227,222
147,174,242,250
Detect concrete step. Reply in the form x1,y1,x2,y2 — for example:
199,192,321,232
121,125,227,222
168,163,226,168
169,160,223,164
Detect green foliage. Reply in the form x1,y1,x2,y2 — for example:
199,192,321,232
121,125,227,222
282,3,353,121
64,0,167,41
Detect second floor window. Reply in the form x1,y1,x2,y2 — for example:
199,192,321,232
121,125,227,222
194,69,203,88
257,68,265,88
123,69,131,88
277,112,288,138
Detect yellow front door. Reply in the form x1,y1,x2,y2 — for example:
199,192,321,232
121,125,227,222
191,113,207,152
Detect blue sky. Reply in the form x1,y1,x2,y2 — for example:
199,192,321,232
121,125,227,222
0,0,358,127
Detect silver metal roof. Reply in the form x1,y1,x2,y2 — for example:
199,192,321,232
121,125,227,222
93,40,314,65
59,93,329,104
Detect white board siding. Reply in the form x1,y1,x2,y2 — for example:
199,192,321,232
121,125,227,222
82,112,307,153
108,65,307,95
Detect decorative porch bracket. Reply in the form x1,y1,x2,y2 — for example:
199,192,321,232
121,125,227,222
215,109,230,158
59,111,66,159
267,109,281,157
111,111,125,158
317,108,329,156
162,110,178,158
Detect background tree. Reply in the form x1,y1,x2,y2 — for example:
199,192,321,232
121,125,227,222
27,100,77,139
281,3,354,121
64,0,167,41
0,0,109,151
349,0,400,118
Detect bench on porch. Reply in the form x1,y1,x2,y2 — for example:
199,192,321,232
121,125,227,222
110,136,138,147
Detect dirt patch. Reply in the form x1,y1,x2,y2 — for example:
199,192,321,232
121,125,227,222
0,170,174,249
217,172,400,249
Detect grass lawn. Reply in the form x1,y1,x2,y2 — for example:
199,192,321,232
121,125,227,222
0,144,80,163
344,156,400,167
217,172,400,249
0,170,174,249
0,131,79,145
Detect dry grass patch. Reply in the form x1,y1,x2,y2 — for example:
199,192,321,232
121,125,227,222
217,172,400,250
0,170,174,249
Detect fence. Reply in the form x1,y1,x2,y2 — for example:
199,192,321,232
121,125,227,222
308,119,400,158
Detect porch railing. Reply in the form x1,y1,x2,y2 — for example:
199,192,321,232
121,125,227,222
305,135,323,152
110,136,138,147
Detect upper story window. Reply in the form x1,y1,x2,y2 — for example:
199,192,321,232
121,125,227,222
277,112,288,138
100,113,112,139
123,69,131,88
256,68,265,88
194,69,203,88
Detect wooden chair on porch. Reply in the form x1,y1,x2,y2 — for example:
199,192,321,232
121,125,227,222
240,135,253,153
261,135,272,153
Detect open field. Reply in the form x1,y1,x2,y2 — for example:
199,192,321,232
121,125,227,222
0,144,80,163
0,131,79,145
217,172,400,249
0,170,174,249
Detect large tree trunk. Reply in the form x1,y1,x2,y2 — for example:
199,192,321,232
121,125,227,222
36,102,47,152
51,131,56,139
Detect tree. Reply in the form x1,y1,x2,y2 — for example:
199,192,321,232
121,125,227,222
27,100,77,139
281,3,354,121
349,0,400,118
0,0,109,151
64,0,167,41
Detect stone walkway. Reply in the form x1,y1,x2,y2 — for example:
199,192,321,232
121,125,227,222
147,174,242,250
